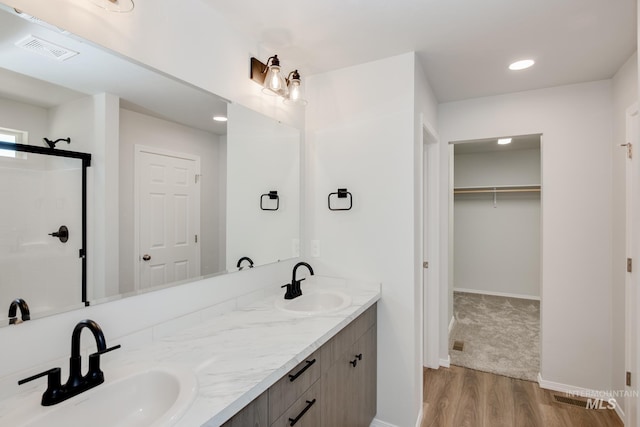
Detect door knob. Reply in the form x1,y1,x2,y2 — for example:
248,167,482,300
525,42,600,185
142,254,151,261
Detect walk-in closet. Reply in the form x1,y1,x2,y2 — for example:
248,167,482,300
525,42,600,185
449,134,541,381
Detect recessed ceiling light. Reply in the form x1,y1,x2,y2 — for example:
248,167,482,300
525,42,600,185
509,59,535,71
212,115,228,122
498,138,512,145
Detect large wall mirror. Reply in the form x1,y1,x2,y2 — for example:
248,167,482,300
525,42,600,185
0,5,301,325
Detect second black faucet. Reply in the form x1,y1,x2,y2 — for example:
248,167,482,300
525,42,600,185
282,262,314,299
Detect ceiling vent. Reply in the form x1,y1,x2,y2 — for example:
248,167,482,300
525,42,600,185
15,35,79,62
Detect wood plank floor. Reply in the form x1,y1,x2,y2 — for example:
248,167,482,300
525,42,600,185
421,366,624,427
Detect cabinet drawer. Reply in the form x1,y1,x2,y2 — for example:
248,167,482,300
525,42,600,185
320,303,377,372
269,350,321,424
271,380,321,427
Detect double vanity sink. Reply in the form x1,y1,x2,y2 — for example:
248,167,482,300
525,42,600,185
1,276,380,426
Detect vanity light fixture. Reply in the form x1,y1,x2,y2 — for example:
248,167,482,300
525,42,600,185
497,138,512,145
283,70,308,106
250,56,308,106
508,59,535,71
87,0,134,13
250,55,289,97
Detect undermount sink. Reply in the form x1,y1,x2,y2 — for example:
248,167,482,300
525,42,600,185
275,289,352,315
5,364,197,427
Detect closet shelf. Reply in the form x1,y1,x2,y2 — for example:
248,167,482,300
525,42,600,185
453,184,541,195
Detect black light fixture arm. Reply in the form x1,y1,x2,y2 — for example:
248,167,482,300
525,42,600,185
263,55,280,72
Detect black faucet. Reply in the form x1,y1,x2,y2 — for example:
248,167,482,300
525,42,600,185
236,256,254,270
8,298,30,325
18,319,121,406
282,262,314,299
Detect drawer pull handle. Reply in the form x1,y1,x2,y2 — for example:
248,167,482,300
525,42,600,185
350,354,363,367
288,359,316,382
288,398,316,426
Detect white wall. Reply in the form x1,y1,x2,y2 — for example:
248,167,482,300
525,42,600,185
0,97,47,144
612,51,638,413
439,80,614,392
306,52,437,427
48,93,120,300
454,148,541,298
118,108,224,292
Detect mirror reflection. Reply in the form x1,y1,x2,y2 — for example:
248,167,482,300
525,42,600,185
0,5,301,325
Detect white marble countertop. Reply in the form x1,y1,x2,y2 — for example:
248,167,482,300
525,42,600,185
1,276,380,427
146,276,380,426
174,277,379,426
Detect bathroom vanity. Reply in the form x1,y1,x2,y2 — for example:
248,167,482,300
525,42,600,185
223,303,377,427
0,278,380,427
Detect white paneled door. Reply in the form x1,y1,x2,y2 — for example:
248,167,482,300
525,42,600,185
135,146,201,290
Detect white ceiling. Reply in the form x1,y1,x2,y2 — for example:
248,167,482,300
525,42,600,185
204,0,637,102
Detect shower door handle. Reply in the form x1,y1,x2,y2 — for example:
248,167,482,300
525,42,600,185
142,254,151,261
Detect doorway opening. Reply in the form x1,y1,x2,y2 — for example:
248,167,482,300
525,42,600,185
448,134,541,381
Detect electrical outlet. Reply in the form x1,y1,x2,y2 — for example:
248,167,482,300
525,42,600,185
311,240,320,257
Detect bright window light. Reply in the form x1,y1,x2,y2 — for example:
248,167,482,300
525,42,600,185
0,132,17,158
0,128,28,159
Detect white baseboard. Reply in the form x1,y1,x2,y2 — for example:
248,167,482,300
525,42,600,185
370,418,398,427
454,287,540,301
448,315,456,333
439,354,450,368
369,406,424,427
537,373,625,421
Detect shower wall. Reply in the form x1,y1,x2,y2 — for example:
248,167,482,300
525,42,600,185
0,96,85,318
0,154,83,316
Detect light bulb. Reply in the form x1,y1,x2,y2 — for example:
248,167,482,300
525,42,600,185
262,55,288,96
289,80,301,101
283,70,307,106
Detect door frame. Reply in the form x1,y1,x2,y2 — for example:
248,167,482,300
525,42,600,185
134,144,201,290
421,119,441,368
625,102,639,426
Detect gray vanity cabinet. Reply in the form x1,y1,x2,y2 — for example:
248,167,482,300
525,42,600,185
221,304,377,427
221,392,268,427
320,305,377,427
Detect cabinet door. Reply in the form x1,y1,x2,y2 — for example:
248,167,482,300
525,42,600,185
321,324,377,427
321,346,357,427
221,392,268,427
353,325,377,426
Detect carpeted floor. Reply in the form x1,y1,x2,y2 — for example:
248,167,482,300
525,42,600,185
449,291,540,382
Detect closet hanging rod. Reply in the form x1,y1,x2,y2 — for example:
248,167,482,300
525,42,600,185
453,185,541,195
